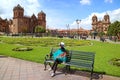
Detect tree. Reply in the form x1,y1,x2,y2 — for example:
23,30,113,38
35,25,46,33
98,32,105,37
107,21,120,39
35,25,46,37
22,26,27,33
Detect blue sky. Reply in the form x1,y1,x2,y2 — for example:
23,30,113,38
0,0,120,30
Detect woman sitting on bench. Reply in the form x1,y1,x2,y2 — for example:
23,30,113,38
49,42,68,77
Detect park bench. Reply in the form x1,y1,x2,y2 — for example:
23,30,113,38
44,48,95,80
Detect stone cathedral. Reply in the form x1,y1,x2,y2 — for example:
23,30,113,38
91,13,111,34
0,4,46,34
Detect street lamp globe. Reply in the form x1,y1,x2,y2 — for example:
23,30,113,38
76,19,81,24
76,19,81,39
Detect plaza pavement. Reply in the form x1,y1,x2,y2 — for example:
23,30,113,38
0,56,120,80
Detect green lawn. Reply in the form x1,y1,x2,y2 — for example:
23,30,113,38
74,41,120,77
0,36,120,77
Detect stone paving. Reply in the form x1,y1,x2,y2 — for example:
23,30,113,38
0,56,120,80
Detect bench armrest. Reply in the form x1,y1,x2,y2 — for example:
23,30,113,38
44,54,50,60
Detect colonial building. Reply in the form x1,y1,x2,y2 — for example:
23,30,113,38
50,27,89,37
0,17,9,33
91,13,111,34
0,4,46,34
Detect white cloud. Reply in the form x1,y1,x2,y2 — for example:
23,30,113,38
71,8,120,30
104,0,113,3
0,0,41,19
46,16,70,30
80,0,91,5
70,16,92,30
0,0,120,31
23,0,41,16
107,8,120,22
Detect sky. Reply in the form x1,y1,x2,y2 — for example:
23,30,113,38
0,0,120,30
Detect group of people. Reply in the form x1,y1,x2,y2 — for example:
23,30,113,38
47,42,68,77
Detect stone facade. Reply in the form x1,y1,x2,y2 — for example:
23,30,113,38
0,17,9,33
91,13,111,34
0,4,46,34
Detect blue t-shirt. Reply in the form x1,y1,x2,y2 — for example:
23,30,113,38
53,49,67,62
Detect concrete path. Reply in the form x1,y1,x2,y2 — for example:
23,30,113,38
0,56,120,80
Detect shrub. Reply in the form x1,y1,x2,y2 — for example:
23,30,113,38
109,58,120,67
12,47,33,51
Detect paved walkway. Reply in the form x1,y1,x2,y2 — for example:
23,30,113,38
0,56,120,80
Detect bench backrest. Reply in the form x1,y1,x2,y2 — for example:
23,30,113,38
70,50,95,69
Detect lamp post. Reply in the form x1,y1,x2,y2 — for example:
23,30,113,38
66,24,69,37
46,25,49,37
76,19,81,39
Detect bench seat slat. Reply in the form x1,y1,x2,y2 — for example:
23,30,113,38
67,60,92,68
71,56,94,61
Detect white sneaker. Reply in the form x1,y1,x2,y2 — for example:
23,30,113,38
51,72,55,77
62,62,66,64
48,68,52,71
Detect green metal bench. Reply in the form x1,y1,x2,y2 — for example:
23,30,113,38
65,50,95,80
44,48,95,80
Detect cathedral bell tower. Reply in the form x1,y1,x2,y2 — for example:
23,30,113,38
92,15,98,25
92,15,98,31
13,4,24,19
104,13,110,24
38,10,46,29
12,4,24,34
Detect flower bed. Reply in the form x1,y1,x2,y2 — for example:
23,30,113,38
109,58,120,67
12,47,33,51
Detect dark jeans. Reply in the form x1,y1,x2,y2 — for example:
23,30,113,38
51,59,61,73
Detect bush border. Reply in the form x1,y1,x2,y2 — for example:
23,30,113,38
12,47,33,51
109,58,120,67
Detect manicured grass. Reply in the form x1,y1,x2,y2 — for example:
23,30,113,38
72,41,120,77
0,42,50,63
0,37,120,77
0,37,90,63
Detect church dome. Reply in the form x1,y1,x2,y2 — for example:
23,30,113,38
38,10,46,15
104,13,109,18
13,4,24,11
0,17,2,20
92,14,98,21
92,14,97,18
